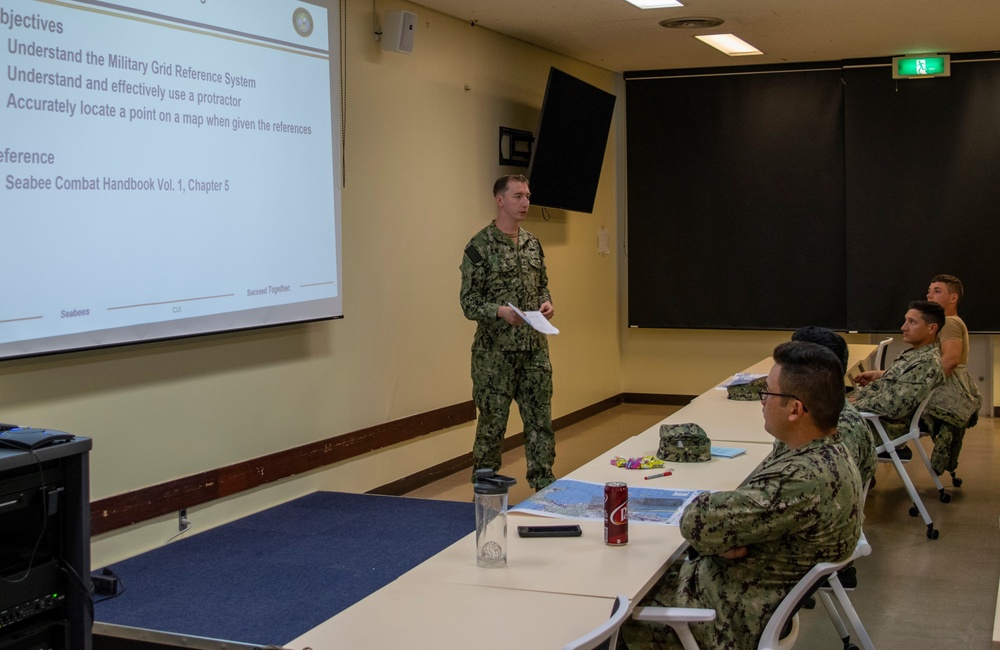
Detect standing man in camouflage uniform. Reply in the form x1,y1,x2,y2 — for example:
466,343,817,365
459,175,556,490
621,342,862,650
924,275,981,479
851,301,945,460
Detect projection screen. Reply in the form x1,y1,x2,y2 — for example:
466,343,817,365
1,0,343,360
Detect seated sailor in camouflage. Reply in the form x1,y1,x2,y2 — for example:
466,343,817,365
657,423,711,462
726,376,766,401
924,275,982,476
620,342,862,650
460,175,556,490
766,327,877,488
851,301,945,446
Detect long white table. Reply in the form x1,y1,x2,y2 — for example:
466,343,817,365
286,349,873,649
291,582,617,649
670,390,770,444
733,344,876,379
399,443,772,599
290,439,772,649
676,343,878,445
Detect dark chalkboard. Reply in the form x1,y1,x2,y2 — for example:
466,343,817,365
843,60,1000,332
625,57,1000,333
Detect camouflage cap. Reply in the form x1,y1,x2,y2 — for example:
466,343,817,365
727,376,767,401
656,423,711,463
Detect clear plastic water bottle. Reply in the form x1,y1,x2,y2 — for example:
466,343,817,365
473,469,517,568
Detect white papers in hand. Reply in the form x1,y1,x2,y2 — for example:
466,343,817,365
507,303,559,335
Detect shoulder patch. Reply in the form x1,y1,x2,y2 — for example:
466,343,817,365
464,243,484,264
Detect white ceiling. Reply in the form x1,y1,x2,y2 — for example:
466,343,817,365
411,0,1000,73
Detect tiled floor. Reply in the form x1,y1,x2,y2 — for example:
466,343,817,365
407,403,1000,649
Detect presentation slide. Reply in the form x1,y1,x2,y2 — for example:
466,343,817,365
1,0,342,360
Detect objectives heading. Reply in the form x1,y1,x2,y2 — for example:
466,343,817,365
1,8,63,34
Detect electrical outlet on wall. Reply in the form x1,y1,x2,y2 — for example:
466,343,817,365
179,509,191,532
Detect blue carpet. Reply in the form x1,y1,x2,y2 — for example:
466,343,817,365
93,491,474,646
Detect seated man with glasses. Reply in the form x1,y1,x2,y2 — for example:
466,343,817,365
850,300,945,461
763,327,877,488
620,341,863,650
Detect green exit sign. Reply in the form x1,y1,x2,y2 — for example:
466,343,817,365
893,54,951,79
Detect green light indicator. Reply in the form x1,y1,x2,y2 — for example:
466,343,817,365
894,55,950,78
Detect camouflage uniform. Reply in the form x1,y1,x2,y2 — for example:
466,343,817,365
851,344,943,441
460,222,555,489
620,436,862,650
923,316,982,474
769,401,876,487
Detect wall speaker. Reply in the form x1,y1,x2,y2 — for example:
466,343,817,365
382,11,416,54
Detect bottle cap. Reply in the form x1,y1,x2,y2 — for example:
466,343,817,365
473,468,517,495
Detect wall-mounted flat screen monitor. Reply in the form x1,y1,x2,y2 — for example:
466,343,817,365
527,68,616,213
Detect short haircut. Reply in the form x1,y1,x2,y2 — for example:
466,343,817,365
493,174,529,197
908,300,945,332
930,274,964,302
791,326,849,374
772,341,845,431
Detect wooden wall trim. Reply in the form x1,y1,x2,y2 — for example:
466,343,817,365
367,450,476,497
554,394,624,429
90,393,695,535
370,393,694,496
91,401,475,535
367,396,627,497
622,393,694,406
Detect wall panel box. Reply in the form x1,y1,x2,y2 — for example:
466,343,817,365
382,11,416,54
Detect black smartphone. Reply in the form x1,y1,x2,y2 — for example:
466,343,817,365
517,524,582,538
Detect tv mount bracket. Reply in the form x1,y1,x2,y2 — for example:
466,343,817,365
499,127,534,167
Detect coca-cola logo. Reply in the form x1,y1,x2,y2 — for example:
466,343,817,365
609,501,628,525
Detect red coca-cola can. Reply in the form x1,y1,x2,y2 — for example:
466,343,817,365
604,482,628,545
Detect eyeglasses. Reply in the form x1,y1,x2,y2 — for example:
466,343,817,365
759,390,809,412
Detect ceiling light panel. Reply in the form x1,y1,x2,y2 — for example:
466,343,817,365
694,33,763,56
624,0,684,8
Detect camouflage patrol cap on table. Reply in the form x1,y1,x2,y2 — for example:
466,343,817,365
656,423,711,463
727,376,767,401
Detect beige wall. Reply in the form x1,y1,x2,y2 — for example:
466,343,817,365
1,1,993,568
994,336,1000,406
619,328,880,397
622,329,789,396
0,0,624,567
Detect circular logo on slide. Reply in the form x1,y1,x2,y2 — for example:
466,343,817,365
292,8,313,37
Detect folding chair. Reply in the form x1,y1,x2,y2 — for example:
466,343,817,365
872,337,893,371
631,553,864,650
562,594,630,650
813,533,876,650
860,392,945,539
854,337,893,376
851,337,892,392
